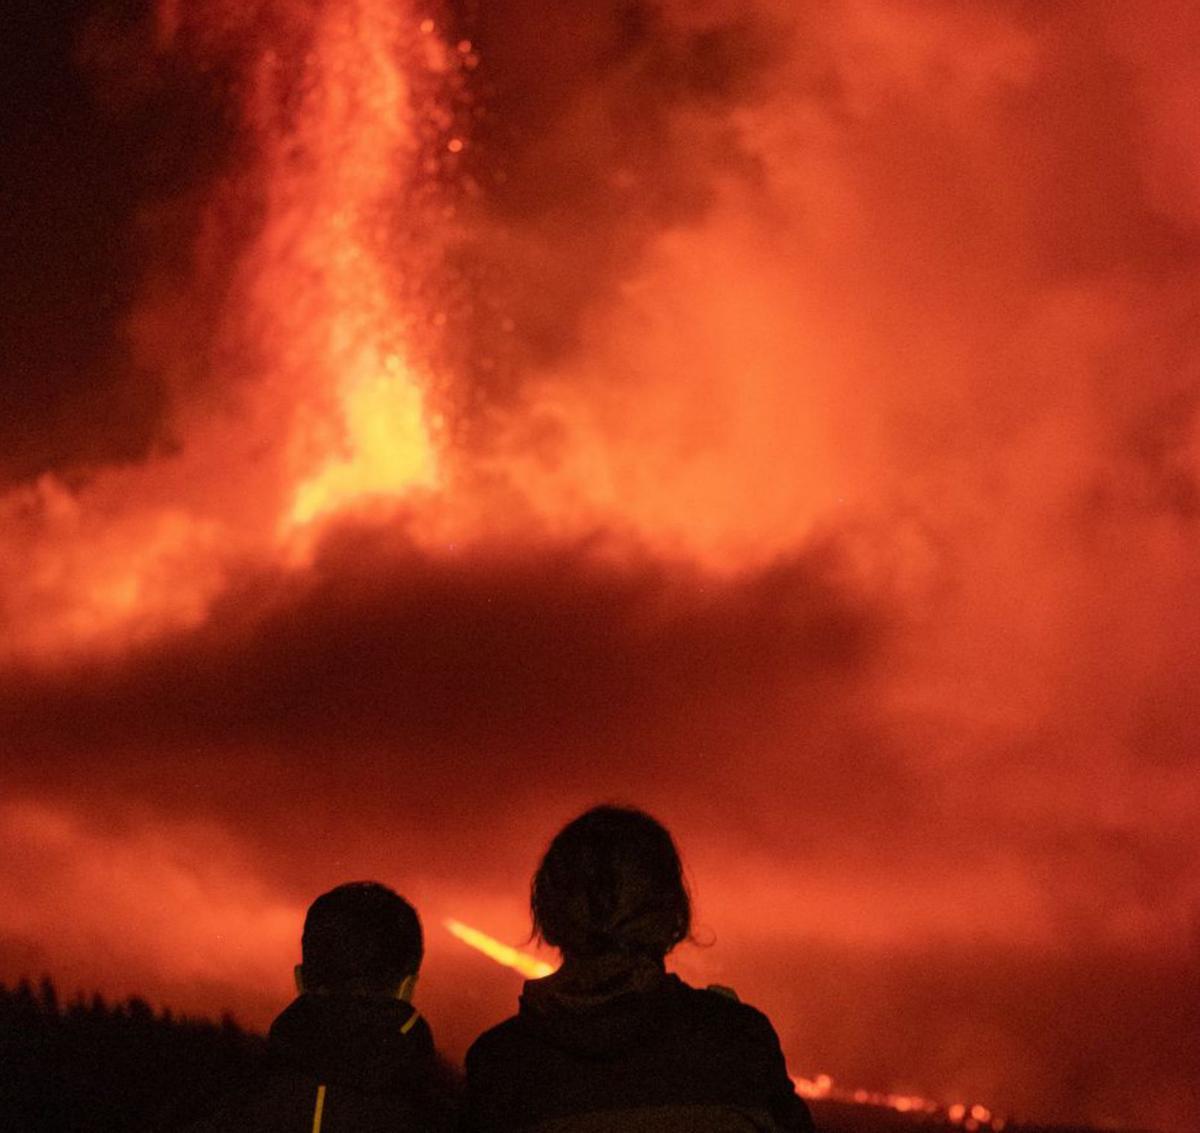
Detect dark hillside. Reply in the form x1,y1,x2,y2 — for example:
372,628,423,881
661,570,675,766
0,978,1152,1133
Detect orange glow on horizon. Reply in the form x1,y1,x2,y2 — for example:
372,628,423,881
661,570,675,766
793,1073,1000,1128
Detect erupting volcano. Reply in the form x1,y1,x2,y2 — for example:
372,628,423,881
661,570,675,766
2,1,1198,1130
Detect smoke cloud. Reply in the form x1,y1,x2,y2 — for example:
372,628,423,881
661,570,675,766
2,1,1198,1129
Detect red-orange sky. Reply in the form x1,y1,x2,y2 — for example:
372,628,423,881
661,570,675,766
2,1,1198,1129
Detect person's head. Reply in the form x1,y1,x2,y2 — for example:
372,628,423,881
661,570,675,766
531,805,691,962
296,881,423,999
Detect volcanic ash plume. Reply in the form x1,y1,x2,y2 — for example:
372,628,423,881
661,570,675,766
2,3,1199,1131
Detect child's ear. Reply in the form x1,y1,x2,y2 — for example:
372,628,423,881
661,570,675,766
395,972,418,1002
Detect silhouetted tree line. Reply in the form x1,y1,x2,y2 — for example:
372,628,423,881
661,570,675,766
0,976,265,1132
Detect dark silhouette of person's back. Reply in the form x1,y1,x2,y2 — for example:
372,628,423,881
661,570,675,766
186,881,456,1132
464,806,813,1133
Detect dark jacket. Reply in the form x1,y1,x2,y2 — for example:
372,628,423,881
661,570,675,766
187,993,457,1132
464,956,813,1133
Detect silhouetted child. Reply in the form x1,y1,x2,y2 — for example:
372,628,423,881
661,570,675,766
464,806,813,1133
187,881,457,1132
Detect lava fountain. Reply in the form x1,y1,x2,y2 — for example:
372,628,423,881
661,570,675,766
1,0,452,661
214,0,442,533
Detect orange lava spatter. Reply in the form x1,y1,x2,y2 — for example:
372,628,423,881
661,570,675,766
229,0,441,530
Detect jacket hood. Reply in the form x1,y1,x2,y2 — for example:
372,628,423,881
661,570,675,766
268,993,435,1092
518,953,675,1058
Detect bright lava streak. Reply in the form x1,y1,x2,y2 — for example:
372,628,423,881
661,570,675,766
444,918,556,980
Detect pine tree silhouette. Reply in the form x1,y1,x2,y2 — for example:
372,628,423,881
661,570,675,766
0,976,264,1132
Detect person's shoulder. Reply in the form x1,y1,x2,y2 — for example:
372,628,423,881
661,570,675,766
671,977,783,1044
671,976,769,1017
465,1014,530,1069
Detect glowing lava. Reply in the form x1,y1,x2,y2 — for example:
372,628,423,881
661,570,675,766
237,0,442,534
289,351,437,529
443,918,555,981
0,0,448,662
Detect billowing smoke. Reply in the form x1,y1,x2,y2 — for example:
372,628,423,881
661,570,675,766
1,1,1197,1129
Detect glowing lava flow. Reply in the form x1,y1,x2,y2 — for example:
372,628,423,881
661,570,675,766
443,919,555,980
790,1074,1004,1131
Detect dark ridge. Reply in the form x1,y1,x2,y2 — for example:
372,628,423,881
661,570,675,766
0,975,1158,1133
